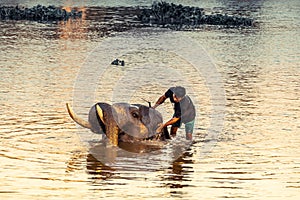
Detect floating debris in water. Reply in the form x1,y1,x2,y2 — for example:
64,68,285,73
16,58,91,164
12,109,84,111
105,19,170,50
111,59,125,66
0,5,82,21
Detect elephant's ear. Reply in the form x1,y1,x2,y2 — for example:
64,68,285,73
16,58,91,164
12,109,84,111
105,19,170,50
138,105,150,125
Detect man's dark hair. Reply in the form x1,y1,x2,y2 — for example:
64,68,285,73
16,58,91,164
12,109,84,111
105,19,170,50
174,86,186,98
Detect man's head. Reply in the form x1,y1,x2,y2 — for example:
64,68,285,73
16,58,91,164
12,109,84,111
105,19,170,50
173,86,186,102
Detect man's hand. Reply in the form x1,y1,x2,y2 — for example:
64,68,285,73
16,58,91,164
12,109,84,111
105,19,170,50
156,123,165,133
152,104,159,109
153,95,167,109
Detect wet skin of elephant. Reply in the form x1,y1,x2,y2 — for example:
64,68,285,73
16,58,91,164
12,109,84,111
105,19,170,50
66,102,168,146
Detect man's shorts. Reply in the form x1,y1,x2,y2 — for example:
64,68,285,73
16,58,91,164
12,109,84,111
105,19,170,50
171,119,195,134
184,119,195,134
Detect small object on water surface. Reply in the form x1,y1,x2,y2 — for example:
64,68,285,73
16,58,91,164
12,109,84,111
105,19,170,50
111,58,125,66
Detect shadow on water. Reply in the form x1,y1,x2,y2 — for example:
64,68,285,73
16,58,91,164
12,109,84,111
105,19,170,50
84,147,194,186
161,152,194,189
66,137,194,188
86,153,115,180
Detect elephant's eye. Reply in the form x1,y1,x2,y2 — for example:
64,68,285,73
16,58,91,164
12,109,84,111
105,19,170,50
131,111,139,119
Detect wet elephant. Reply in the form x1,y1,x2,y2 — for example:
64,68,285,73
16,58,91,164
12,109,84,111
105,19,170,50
66,102,168,146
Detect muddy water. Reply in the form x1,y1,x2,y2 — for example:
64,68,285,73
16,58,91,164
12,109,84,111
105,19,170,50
0,0,299,199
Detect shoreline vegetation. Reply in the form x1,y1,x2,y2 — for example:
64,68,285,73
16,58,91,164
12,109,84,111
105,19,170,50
0,5,82,21
138,1,254,29
0,1,254,30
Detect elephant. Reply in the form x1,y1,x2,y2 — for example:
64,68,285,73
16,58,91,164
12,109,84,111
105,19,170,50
66,102,169,146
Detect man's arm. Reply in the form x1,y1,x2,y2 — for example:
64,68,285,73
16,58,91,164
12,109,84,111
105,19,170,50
163,117,180,127
152,95,167,109
156,117,180,133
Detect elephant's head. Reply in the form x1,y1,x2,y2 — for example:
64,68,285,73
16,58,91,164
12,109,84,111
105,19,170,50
66,102,164,146
109,103,163,139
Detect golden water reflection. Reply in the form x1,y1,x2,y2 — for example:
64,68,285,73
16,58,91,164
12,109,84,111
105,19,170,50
0,2,299,199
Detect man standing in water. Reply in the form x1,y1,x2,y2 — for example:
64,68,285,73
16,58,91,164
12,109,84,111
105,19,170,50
153,86,196,140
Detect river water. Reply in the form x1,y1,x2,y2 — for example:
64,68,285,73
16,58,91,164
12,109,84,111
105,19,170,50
0,0,299,199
